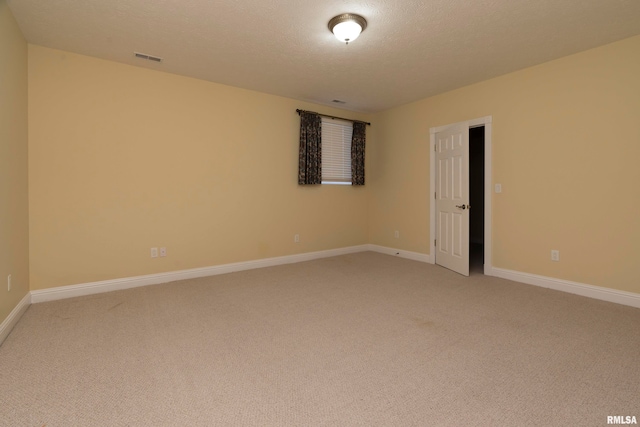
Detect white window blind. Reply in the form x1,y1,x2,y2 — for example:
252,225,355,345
321,118,352,184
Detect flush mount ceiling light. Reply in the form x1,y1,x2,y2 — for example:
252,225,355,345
328,13,367,44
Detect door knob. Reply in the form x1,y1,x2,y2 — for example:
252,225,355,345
455,204,466,210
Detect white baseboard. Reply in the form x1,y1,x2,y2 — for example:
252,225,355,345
0,292,31,346
30,245,370,304
26,245,640,311
486,267,640,309
367,244,433,263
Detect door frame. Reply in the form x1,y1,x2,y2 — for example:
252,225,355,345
429,116,492,274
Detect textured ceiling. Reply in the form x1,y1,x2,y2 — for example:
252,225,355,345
7,0,640,112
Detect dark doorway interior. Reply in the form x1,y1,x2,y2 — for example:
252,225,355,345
469,126,485,274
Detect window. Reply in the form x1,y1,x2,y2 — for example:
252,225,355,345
321,118,352,185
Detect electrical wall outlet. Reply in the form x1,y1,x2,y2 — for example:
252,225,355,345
160,247,167,257
151,247,158,258
394,231,400,238
551,250,560,262
7,274,11,291
294,234,300,243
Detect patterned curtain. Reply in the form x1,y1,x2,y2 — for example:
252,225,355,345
351,121,366,185
298,112,322,185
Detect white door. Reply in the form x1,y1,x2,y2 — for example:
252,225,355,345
435,124,470,276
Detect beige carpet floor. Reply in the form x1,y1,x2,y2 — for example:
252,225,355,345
1,252,639,426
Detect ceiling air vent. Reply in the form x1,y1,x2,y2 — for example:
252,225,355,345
134,52,163,63
332,99,346,104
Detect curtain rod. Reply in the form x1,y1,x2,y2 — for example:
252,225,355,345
296,109,371,126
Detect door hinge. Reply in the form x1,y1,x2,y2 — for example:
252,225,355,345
434,239,437,246
434,191,436,199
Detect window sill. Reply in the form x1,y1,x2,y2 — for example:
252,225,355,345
321,181,352,186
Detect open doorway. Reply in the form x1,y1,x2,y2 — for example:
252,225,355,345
429,116,492,276
469,126,485,274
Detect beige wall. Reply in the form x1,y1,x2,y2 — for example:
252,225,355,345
20,33,640,298
370,35,640,294
28,45,373,290
0,1,30,323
